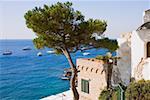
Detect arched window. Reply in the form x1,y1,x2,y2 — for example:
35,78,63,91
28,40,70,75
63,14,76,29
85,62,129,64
147,42,150,57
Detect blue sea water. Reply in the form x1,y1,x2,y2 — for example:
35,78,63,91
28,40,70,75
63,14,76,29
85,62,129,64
0,40,115,100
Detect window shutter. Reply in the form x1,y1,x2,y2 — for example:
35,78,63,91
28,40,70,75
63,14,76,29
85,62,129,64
81,79,83,91
87,80,89,93
81,79,89,93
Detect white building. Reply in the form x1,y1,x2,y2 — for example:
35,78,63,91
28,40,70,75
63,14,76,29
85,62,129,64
131,10,150,80
116,9,150,85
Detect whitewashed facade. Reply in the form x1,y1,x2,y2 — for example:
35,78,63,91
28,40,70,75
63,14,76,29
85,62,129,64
131,26,150,80
116,9,150,85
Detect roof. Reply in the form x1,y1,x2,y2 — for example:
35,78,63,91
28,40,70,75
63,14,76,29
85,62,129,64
137,22,150,31
145,9,150,13
135,9,150,42
136,22,150,42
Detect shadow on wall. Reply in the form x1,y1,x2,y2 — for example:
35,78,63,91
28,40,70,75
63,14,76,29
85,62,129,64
112,39,131,86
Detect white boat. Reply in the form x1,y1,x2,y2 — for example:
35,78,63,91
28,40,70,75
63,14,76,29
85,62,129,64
46,50,55,54
22,46,31,50
61,76,70,80
37,52,42,56
83,52,90,56
81,47,86,50
3,51,12,55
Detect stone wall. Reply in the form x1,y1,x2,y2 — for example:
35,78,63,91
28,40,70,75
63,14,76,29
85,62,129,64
114,32,131,86
77,58,107,100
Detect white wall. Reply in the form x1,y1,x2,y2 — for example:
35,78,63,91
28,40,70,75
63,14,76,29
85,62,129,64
131,31,145,77
142,58,150,80
131,30,150,80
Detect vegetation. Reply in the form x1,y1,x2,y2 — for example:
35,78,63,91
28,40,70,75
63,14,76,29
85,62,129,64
99,83,126,100
24,2,118,100
96,53,112,61
125,79,150,100
99,79,150,100
99,88,113,100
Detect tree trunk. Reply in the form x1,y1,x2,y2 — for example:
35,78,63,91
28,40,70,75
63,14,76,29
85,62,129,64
106,62,113,89
62,48,79,100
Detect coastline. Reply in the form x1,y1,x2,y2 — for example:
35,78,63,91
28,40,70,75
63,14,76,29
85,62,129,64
40,89,73,100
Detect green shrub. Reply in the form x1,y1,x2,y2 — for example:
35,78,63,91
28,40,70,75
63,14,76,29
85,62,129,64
99,88,113,100
125,80,150,100
96,55,104,60
99,83,126,100
95,55,110,62
99,86,125,100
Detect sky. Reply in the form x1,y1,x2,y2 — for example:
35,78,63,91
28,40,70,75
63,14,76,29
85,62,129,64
0,0,149,39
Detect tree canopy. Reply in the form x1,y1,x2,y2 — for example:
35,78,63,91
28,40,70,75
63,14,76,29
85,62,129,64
24,2,119,100
24,2,118,53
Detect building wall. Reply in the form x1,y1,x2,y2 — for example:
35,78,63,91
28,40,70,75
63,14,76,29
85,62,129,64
131,30,145,77
131,30,150,80
77,59,107,100
142,58,150,80
114,33,131,86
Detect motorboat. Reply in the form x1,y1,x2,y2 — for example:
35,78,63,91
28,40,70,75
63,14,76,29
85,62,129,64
83,52,90,56
3,51,12,55
61,68,72,80
61,76,70,80
22,46,31,50
46,50,55,54
37,52,42,56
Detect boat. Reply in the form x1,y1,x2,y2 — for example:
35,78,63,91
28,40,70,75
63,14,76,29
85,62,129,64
3,51,12,55
81,47,86,50
37,52,42,56
61,68,72,80
22,46,31,50
83,52,90,56
81,46,93,52
46,50,55,54
61,76,70,80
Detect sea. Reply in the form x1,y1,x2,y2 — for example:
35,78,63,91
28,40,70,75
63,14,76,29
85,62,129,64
0,40,115,100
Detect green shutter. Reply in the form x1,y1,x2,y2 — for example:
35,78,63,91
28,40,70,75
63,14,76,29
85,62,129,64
84,80,86,92
87,80,89,93
81,79,83,91
85,80,89,93
81,79,89,94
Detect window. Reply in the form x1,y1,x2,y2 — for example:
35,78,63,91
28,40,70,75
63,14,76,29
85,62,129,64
81,79,89,93
147,42,150,57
